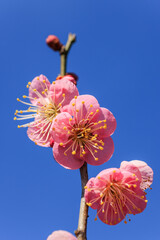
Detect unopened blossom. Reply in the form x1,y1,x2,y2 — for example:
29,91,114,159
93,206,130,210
14,75,79,147
85,160,153,225
56,73,78,85
47,230,77,240
46,35,63,51
51,95,116,169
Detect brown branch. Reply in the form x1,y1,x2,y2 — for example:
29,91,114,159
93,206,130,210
60,33,76,76
75,162,89,240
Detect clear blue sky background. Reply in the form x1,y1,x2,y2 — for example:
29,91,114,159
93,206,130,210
0,0,160,239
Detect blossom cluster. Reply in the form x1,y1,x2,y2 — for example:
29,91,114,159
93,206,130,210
14,72,153,239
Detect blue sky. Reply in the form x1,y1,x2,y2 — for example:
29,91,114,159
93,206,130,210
1,0,160,239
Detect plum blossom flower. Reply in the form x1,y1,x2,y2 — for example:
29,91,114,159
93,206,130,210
14,74,79,147
47,230,77,240
51,95,116,169
84,160,153,225
56,73,78,85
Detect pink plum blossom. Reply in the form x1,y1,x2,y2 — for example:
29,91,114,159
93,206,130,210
56,73,78,85
85,160,153,225
47,230,77,240
14,74,79,147
51,95,116,169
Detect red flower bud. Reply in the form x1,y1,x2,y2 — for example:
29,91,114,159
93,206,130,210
46,35,63,51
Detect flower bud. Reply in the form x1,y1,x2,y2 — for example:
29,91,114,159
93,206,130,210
46,35,63,51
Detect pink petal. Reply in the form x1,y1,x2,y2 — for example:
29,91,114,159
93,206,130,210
120,161,142,183
129,160,153,190
67,95,100,122
27,121,52,147
95,107,117,138
97,168,123,183
51,112,73,143
98,203,126,225
85,178,102,210
47,230,77,240
48,79,79,107
29,75,50,104
53,142,84,170
84,137,114,166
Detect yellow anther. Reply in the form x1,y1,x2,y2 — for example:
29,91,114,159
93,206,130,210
82,101,85,104
96,109,99,112
33,89,37,92
94,143,98,146
133,184,137,188
124,220,127,224
113,170,116,173
100,201,104,205
76,109,79,112
20,110,23,114
42,80,45,83
37,77,39,80
103,124,107,129
26,85,29,88
84,186,87,189
45,89,48,92
72,151,76,155
136,178,139,181
141,196,144,199
68,131,71,134
59,143,63,146
35,142,37,145
94,150,98,153
82,151,86,155
23,95,27,98
87,188,91,192
87,203,92,207
72,103,75,106
103,119,106,122
94,123,98,125
69,118,72,121
64,153,67,156
98,121,102,124
90,104,93,107
28,81,31,85
63,126,67,130
74,96,77,99
132,173,136,177
42,91,45,94
90,112,93,115
137,208,141,212
128,184,131,188
100,193,103,197
102,209,105,213
59,103,62,107
52,81,56,84
62,93,65,97
42,143,46,145
99,146,103,150
145,200,148,203
94,217,97,221
52,127,55,131
95,158,98,161
17,98,20,101
97,176,101,180
14,117,17,120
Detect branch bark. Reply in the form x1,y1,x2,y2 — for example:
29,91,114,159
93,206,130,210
75,162,89,240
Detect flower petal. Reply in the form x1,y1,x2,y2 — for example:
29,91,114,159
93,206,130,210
129,160,153,190
49,79,79,107
84,137,114,166
29,75,50,104
95,107,117,138
53,142,84,170
51,112,73,143
68,95,100,122
120,161,142,182
47,230,77,240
